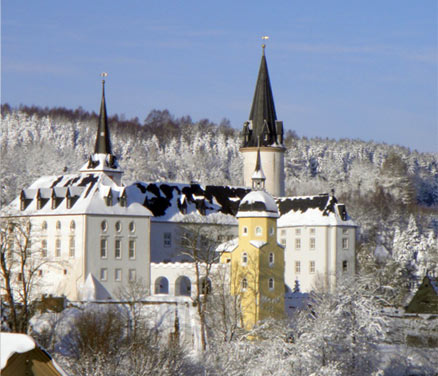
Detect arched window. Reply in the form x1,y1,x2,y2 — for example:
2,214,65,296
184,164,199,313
269,227,275,236
242,252,248,266
129,221,135,233
242,226,248,235
269,252,274,265
115,221,122,232
268,278,274,290
41,221,48,232
154,277,169,294
56,220,61,231
175,276,191,296
70,220,75,232
242,278,248,291
101,220,108,232
255,226,262,236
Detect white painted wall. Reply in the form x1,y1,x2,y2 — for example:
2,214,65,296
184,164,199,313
241,147,285,197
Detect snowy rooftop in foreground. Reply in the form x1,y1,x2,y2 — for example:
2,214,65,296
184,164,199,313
1,332,36,369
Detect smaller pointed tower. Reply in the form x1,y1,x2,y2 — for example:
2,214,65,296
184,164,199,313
240,44,285,196
80,74,123,184
251,143,266,191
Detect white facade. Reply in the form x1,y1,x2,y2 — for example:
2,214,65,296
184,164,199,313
279,225,356,292
241,146,285,197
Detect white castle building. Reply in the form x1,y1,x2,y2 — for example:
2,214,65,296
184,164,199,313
1,47,356,302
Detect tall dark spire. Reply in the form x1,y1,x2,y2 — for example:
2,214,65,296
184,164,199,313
94,78,112,154
242,45,283,148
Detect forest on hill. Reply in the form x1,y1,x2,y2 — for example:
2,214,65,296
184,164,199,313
1,104,437,289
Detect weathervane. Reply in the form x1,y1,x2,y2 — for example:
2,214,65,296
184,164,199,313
261,36,269,54
100,72,108,84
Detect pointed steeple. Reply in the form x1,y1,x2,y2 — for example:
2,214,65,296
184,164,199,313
94,78,112,154
243,45,283,147
251,141,266,190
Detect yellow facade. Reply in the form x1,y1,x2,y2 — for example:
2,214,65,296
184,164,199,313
221,216,285,330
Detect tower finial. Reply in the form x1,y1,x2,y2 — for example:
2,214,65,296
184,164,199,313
261,36,269,56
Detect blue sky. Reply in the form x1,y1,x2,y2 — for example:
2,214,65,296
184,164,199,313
2,1,437,152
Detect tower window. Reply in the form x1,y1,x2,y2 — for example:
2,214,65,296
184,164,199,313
309,261,316,274
242,252,248,266
342,238,349,249
342,260,348,273
242,226,248,236
268,278,274,290
255,226,262,236
269,252,274,266
242,278,248,291
269,227,275,236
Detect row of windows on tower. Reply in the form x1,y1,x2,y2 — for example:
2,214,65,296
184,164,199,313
100,268,136,282
242,226,275,236
241,252,275,266
100,239,136,260
241,277,275,291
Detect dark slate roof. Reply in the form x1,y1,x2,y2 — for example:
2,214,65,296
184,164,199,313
94,80,112,155
242,49,283,147
277,194,336,217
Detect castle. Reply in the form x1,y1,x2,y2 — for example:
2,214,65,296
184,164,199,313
1,46,356,328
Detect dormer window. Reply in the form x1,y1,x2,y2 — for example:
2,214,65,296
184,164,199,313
119,192,127,207
105,190,113,206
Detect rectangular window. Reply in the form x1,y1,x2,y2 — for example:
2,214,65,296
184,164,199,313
295,228,301,235
55,239,61,257
129,269,136,282
115,239,122,259
163,232,172,247
342,238,349,250
295,261,301,274
281,229,286,236
310,237,316,250
42,240,48,258
100,268,107,281
342,228,349,235
115,268,122,281
129,240,136,259
310,261,316,274
295,238,301,250
280,238,286,246
100,238,107,258
69,237,75,257
310,228,315,235
342,260,348,273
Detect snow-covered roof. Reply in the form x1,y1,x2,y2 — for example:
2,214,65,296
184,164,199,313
216,237,239,253
250,240,268,248
79,273,113,301
1,332,36,369
276,194,356,227
3,172,152,217
2,173,356,227
237,191,279,218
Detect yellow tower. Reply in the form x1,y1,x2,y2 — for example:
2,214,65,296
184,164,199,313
221,149,285,330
